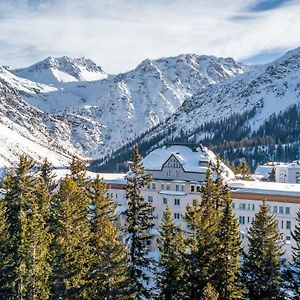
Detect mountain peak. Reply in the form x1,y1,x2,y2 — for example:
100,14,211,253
13,56,107,85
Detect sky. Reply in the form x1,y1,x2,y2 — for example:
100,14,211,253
0,0,299,73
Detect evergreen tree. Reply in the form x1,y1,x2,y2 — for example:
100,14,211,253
157,206,185,300
269,166,276,182
214,193,243,300
2,155,36,298
183,198,220,299
239,161,252,180
287,209,300,299
202,283,219,300
242,199,285,299
51,176,91,299
123,144,155,300
0,199,13,298
87,176,128,300
19,179,53,300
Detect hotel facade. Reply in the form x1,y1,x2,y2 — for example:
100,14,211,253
105,145,300,261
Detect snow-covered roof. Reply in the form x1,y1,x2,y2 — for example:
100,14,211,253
53,169,126,184
254,165,274,178
142,145,235,180
229,180,300,197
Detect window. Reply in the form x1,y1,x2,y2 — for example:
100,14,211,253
176,185,179,191
273,206,278,213
247,216,250,223
166,170,170,177
286,221,291,230
175,170,179,178
196,186,201,193
147,183,150,189
166,184,170,190
191,185,195,192
146,240,151,246
163,197,168,204
152,182,156,190
281,220,284,229
115,193,118,199
181,185,185,192
239,203,246,210
239,216,245,225
148,196,153,203
174,213,180,220
161,184,165,190
286,207,290,215
232,202,235,209
279,206,284,214
286,236,291,241
174,198,180,206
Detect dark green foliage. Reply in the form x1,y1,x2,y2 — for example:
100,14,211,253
157,206,185,300
183,198,220,299
287,209,300,299
0,199,13,298
202,283,219,300
236,161,252,180
87,176,128,300
243,200,285,300
51,175,91,299
214,193,243,300
123,144,155,300
269,166,276,182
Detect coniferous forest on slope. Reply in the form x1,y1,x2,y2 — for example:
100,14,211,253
1,147,300,299
93,104,300,173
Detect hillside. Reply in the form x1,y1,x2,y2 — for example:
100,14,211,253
92,48,300,171
0,54,247,167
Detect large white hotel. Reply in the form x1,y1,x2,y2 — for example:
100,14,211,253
103,144,300,261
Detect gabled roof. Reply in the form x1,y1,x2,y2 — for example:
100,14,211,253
142,145,235,180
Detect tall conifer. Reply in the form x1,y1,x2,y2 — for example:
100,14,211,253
242,199,285,299
157,206,185,300
214,193,243,300
123,144,155,300
87,176,128,299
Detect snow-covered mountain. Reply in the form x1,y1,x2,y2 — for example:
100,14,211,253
0,54,248,167
2,48,300,170
13,56,107,85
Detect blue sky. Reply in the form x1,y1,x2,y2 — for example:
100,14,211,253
0,0,299,73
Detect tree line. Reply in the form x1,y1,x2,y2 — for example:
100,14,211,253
0,146,300,299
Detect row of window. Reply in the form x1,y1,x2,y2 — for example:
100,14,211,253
148,196,181,206
147,182,186,192
239,216,292,230
234,203,255,211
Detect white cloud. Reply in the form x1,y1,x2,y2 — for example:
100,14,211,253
0,0,299,73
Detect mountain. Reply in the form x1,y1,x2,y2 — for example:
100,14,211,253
13,56,107,85
92,47,300,171
2,48,300,171
0,54,248,168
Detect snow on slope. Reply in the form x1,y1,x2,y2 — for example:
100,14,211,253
3,54,247,161
13,56,107,85
143,47,300,142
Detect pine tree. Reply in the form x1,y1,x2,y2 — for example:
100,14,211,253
2,154,36,298
157,206,185,300
87,176,128,300
214,193,243,300
19,179,53,300
239,161,252,181
183,199,220,299
242,199,285,299
0,199,14,298
269,167,276,182
202,283,219,300
287,209,300,299
123,144,155,300
51,176,91,299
